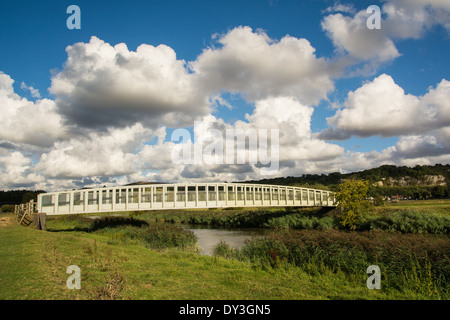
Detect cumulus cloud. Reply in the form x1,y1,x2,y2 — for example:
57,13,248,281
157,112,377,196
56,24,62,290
2,15,450,191
50,36,210,130
237,96,344,162
319,74,450,139
393,135,446,159
321,0,450,73
132,96,345,184
383,0,450,38
321,11,400,65
0,72,67,148
36,123,153,179
0,151,44,188
191,26,336,106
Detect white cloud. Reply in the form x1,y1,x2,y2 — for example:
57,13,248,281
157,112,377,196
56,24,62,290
0,72,67,148
321,0,450,74
50,36,209,130
191,26,336,106
383,0,450,37
2,17,450,191
36,123,153,179
319,74,450,139
323,3,357,15
237,96,344,162
0,151,44,188
321,11,400,64
20,81,41,98
131,96,344,184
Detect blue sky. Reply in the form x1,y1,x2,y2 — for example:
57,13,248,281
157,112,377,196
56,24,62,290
1,0,450,190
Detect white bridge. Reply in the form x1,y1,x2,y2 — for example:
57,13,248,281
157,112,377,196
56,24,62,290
35,183,336,216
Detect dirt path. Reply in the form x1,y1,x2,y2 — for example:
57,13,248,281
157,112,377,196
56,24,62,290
0,215,16,227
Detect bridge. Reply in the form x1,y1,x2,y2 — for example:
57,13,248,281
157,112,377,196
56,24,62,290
28,183,336,216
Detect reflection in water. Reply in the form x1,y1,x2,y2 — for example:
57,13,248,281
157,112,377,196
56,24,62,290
183,225,268,256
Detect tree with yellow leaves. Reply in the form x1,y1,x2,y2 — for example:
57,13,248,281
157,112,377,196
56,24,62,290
335,179,370,230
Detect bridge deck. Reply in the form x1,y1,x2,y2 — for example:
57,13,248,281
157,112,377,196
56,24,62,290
36,183,336,215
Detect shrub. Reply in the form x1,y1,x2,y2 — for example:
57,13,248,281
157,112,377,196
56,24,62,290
89,216,149,231
89,217,198,251
1,204,15,213
213,241,237,260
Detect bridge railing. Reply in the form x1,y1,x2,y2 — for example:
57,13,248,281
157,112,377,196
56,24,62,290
36,183,336,216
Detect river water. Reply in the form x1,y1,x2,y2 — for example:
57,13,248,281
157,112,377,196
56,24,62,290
86,215,271,255
181,224,271,255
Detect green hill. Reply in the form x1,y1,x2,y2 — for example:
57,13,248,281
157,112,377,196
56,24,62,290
242,164,450,199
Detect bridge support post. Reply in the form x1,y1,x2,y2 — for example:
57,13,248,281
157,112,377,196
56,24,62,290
32,213,46,230
39,213,46,231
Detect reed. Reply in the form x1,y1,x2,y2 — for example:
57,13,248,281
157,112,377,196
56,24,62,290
213,229,449,297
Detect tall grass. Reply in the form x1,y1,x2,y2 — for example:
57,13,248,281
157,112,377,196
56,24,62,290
86,217,198,251
359,210,450,234
213,229,449,298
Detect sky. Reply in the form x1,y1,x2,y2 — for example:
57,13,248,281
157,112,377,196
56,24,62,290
1,0,450,191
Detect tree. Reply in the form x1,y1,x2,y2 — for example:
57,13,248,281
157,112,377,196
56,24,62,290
21,191,38,204
335,179,370,230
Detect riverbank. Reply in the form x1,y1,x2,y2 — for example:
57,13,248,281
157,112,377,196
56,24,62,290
0,213,397,300
1,200,448,299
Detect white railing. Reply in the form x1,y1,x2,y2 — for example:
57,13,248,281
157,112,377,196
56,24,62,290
35,183,336,216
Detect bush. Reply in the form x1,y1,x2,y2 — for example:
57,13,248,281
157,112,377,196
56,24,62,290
89,217,198,251
239,237,289,269
89,216,149,231
140,224,198,250
1,204,15,213
213,241,238,260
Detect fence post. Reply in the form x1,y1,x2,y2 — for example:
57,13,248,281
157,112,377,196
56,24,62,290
39,213,46,231
33,213,41,230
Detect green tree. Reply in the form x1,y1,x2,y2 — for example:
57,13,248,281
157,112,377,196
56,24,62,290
335,179,370,230
21,191,37,204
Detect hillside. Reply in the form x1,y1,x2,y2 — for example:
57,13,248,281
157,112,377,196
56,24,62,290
245,164,449,187
243,164,450,199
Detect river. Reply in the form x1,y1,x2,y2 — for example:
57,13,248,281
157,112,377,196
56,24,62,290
86,215,271,255
181,224,271,255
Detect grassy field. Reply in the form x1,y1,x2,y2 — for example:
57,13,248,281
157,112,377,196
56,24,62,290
0,199,448,300
374,199,450,213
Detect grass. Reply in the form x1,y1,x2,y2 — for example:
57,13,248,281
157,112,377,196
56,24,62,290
374,199,450,214
212,229,449,298
0,213,401,300
1,200,449,300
